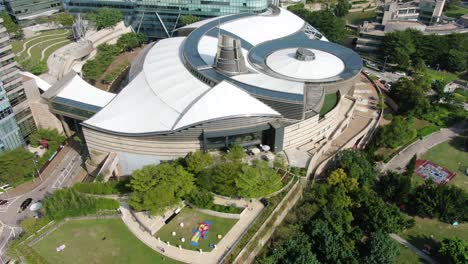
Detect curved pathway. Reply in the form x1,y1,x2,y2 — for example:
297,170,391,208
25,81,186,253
40,39,70,61
383,122,467,173
16,30,69,56
119,200,263,264
390,234,437,264
26,36,70,59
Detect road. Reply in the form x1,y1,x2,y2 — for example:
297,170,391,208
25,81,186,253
383,122,467,173
0,146,83,258
363,66,403,83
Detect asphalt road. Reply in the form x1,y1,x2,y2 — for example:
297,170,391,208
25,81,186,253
0,147,83,258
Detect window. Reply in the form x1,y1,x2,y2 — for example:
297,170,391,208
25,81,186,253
7,89,27,107
15,107,31,121
18,116,36,139
0,106,13,120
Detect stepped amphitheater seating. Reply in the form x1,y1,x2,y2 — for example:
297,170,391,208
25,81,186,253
45,21,132,82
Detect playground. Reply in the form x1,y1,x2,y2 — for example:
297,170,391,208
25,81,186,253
155,207,238,252
415,160,456,184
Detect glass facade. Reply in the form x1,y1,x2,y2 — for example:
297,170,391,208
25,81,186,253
0,81,23,153
63,0,269,39
3,0,62,20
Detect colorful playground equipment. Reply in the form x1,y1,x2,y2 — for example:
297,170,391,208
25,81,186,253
191,221,212,246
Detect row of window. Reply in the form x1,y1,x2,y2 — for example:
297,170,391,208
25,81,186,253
15,107,31,121
0,106,13,121
18,115,36,139
7,89,27,108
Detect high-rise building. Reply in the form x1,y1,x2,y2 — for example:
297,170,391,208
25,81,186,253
1,0,62,23
0,17,36,153
62,0,270,39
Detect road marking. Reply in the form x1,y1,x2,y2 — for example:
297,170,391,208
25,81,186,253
52,156,79,189
0,222,19,256
0,195,23,213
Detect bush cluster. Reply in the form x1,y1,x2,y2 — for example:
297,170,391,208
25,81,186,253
73,180,131,195
43,188,119,220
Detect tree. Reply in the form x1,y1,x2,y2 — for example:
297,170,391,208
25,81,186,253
128,163,195,214
117,32,147,51
55,13,74,27
185,188,214,208
235,160,283,198
0,12,22,38
376,171,412,204
288,4,347,43
197,161,241,197
184,150,213,175
381,30,418,70
363,232,400,264
88,8,123,30
376,116,417,149
444,49,467,72
263,233,319,264
0,149,36,185
389,78,430,115
333,149,376,186
438,237,468,264
180,15,199,26
377,93,386,111
225,144,245,162
405,154,417,175
335,0,351,17
327,168,358,192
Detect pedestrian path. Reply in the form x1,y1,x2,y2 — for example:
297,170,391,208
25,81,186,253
119,199,263,264
389,233,437,264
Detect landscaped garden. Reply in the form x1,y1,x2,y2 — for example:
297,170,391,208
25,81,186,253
425,69,459,83
155,207,238,252
11,29,72,74
32,218,178,264
445,5,468,19
344,10,376,25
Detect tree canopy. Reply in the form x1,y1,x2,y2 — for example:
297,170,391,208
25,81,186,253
116,32,147,51
184,150,214,175
333,149,376,186
438,237,468,264
88,8,123,30
287,4,347,43
128,163,195,214
381,29,468,72
180,15,199,26
375,116,417,148
363,232,400,264
0,12,22,38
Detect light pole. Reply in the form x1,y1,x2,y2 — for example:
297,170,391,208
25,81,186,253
32,159,43,181
382,55,389,73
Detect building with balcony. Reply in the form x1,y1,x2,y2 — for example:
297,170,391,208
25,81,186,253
42,6,363,174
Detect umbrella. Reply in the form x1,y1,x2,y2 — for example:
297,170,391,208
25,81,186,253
29,202,42,211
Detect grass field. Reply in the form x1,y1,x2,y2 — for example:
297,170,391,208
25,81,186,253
345,10,377,25
426,69,458,83
401,216,468,259
320,92,339,117
421,137,468,191
395,243,423,264
32,219,178,264
155,207,238,252
445,5,468,19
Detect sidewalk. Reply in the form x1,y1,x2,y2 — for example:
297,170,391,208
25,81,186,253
119,200,263,264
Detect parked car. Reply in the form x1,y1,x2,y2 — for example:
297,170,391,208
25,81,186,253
0,199,7,206
19,198,33,212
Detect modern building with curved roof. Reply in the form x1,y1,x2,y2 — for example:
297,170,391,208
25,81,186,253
45,6,363,173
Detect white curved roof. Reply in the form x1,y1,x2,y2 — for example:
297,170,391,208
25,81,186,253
84,37,279,134
57,74,115,107
220,8,305,45
266,48,345,80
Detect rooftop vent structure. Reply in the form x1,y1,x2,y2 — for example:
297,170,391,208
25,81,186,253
213,34,248,74
295,48,315,61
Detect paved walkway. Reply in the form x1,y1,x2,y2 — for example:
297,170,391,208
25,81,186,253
119,200,263,264
389,233,437,264
383,122,467,173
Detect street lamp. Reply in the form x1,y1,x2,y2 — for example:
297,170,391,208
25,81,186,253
382,55,389,72
32,159,43,181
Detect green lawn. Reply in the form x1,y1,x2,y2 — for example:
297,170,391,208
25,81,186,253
345,10,377,25
421,137,468,191
155,207,238,252
32,218,178,264
395,243,423,264
320,92,339,117
426,69,458,83
445,6,468,19
401,216,468,259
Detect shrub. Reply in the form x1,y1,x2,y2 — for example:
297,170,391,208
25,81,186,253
417,125,439,138
185,188,214,208
87,8,123,29
383,113,393,121
73,180,131,195
43,188,119,220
